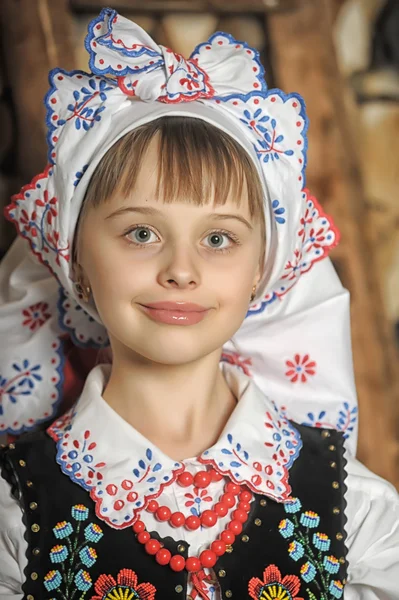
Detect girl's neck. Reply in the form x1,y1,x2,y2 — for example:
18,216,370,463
101,351,237,462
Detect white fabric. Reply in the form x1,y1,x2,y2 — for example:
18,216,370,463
0,8,358,458
0,362,398,599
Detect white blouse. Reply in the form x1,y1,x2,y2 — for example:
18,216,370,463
0,361,398,599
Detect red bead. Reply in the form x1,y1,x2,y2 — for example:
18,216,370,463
221,530,235,544
156,506,172,522
186,515,201,530
147,500,159,513
214,502,229,517
239,490,252,503
228,520,243,535
194,470,212,488
238,501,251,512
186,557,201,573
137,531,150,544
211,540,226,556
155,548,172,565
177,472,194,487
170,512,185,527
170,555,186,572
211,469,224,482
201,510,217,527
225,482,241,495
145,539,161,555
221,493,235,508
233,509,248,523
200,549,217,568
133,520,145,533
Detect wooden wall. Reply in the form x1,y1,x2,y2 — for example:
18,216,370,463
0,0,398,487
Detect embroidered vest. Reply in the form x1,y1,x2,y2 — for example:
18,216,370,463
0,423,348,600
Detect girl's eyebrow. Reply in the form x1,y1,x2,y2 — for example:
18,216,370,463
105,205,253,230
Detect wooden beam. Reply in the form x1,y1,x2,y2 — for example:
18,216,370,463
267,0,399,488
0,0,75,182
70,0,298,14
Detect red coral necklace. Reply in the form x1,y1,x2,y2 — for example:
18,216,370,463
131,467,254,599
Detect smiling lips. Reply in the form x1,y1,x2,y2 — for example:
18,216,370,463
138,301,211,325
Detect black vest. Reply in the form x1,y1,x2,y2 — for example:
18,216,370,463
0,423,348,600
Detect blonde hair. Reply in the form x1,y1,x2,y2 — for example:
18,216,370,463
73,116,266,270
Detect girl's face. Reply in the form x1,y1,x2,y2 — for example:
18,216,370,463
77,136,263,366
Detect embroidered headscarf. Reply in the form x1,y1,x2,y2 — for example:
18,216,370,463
0,9,358,453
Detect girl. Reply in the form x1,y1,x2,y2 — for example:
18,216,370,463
0,8,398,600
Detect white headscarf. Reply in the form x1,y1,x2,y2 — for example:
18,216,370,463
0,8,358,453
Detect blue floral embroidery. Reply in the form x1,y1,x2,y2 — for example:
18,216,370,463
302,403,358,439
0,360,42,415
254,116,294,163
74,165,89,187
57,79,112,131
272,199,286,224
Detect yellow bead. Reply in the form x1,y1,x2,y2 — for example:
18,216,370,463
218,570,226,577
31,524,40,533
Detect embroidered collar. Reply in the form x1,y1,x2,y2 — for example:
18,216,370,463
48,361,302,529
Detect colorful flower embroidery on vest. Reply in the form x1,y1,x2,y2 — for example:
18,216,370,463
43,504,103,598
91,568,156,600
277,497,345,599
248,564,303,600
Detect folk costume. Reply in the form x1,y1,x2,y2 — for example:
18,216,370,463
0,8,398,600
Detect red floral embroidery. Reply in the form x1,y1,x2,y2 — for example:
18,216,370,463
184,486,212,511
248,564,303,600
91,568,156,600
285,354,316,383
221,352,253,376
22,302,51,331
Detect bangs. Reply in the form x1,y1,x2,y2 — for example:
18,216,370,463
82,116,264,218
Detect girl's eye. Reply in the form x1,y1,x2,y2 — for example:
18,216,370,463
124,226,241,254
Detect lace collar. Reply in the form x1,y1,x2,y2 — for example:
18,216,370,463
48,361,302,529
